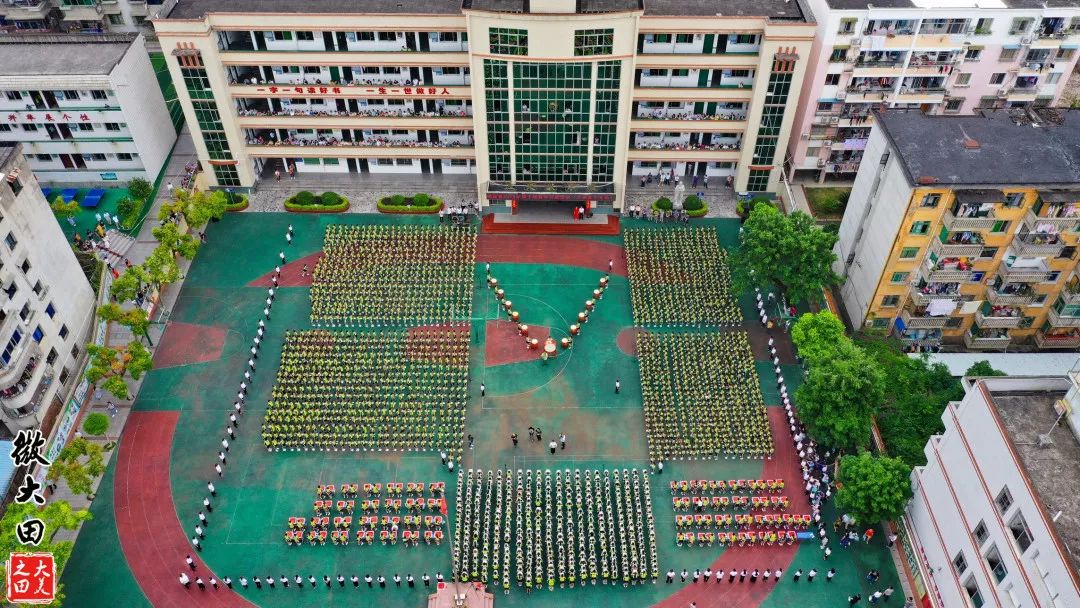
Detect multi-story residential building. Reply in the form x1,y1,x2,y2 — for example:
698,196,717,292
152,0,816,208
788,0,1080,182
0,33,175,184
0,142,95,434
0,0,166,35
835,110,1080,351
904,373,1080,608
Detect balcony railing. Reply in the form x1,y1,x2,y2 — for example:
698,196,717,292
1012,235,1065,257
974,311,1023,328
1024,209,1080,232
910,287,960,307
900,309,949,329
1034,330,1080,349
931,240,985,258
964,331,1012,350
943,209,997,231
1061,289,1080,305
999,265,1051,283
1047,307,1080,328
927,268,974,282
986,289,1036,306
634,111,747,122
237,108,472,119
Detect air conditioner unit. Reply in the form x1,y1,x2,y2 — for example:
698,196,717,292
1021,37,1033,45
800,132,810,140
850,38,862,47
817,159,827,167
823,140,834,146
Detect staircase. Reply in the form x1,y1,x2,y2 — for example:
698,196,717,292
99,229,137,267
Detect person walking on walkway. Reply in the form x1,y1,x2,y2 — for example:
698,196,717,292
549,440,557,454
511,433,518,447
615,379,620,394
179,573,191,587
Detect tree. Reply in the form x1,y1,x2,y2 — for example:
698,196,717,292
110,265,149,302
151,222,200,259
50,196,81,221
835,452,913,525
45,438,106,496
795,340,885,450
965,360,1006,377
790,311,849,366
0,500,91,607
142,244,180,289
159,189,227,230
97,303,151,345
127,177,153,203
84,341,153,400
731,204,844,305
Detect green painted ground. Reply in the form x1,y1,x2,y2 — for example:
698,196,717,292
60,213,901,607
51,187,131,241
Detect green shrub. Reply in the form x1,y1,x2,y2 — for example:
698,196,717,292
816,197,845,214
128,177,153,203
390,194,406,206
683,195,704,212
654,197,673,211
83,412,110,436
294,191,317,206
823,223,840,235
117,196,144,229
412,193,430,207
319,191,342,207
225,193,248,211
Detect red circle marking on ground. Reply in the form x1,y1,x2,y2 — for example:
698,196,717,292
248,251,323,287
477,234,627,277
485,320,551,367
651,408,810,608
114,411,254,607
153,322,228,369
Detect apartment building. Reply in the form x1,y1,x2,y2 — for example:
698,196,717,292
0,33,175,184
904,374,1080,608
788,0,1080,182
0,143,96,434
0,0,166,34
152,0,816,208
835,110,1080,351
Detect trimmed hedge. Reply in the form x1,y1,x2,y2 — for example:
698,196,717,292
651,195,708,217
83,412,109,436
285,191,349,213
225,193,249,212
653,197,673,211
377,193,443,214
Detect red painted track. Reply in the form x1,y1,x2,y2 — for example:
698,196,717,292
485,320,551,366
481,214,621,235
477,235,627,277
114,411,254,607
652,408,809,608
153,322,228,369
247,252,322,287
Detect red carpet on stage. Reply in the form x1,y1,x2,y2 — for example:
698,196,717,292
481,214,621,236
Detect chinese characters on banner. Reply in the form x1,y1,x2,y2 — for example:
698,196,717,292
6,553,55,604
5,430,54,603
254,86,454,97
6,113,90,123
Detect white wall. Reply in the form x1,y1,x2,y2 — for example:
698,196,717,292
108,34,176,183
835,125,912,328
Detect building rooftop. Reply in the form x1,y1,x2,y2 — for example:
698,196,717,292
986,384,1080,574
822,0,1080,10
162,0,807,20
0,34,135,77
877,110,1080,187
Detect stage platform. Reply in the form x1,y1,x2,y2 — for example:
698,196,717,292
482,213,620,235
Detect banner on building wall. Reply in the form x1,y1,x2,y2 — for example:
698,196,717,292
99,173,118,181
254,85,455,97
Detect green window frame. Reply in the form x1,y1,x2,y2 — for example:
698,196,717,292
746,169,771,193
574,28,614,56
212,165,240,187
890,272,910,284
881,295,901,307
910,221,932,235
991,220,1009,233
899,247,920,259
490,27,528,56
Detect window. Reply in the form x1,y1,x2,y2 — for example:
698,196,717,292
376,159,394,166
1009,513,1034,552
31,326,43,343
45,303,55,318
376,32,398,42
945,317,964,328
675,33,694,44
61,90,80,100
991,220,1009,233
955,73,972,86
296,31,315,41
490,27,528,55
58,367,69,386
963,576,985,608
1056,48,1075,61
45,348,57,366
838,18,858,34
70,344,79,359
985,545,1008,583
4,232,17,250
117,153,133,161
75,123,93,132
21,124,38,133
829,46,848,62
999,48,1019,62
5,91,21,101
32,281,41,295
890,272,910,284
1047,73,1061,85
973,520,989,545
1010,17,1033,35
90,90,108,100
990,73,1006,85
871,318,889,328
921,193,941,207
824,73,841,86
107,13,124,25
900,247,920,259
271,31,293,41
0,125,9,133
953,551,968,574
58,324,69,339
974,18,993,34
104,123,121,131
910,221,931,235
353,31,375,41
651,34,671,43
945,98,964,113
965,47,982,61
574,28,614,56
881,295,901,307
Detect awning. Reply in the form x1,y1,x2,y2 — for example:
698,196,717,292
1002,44,1021,50
954,189,1004,204
1037,190,1080,203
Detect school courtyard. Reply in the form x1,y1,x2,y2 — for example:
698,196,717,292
60,211,901,607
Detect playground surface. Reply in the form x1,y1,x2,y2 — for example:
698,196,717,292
60,212,901,607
